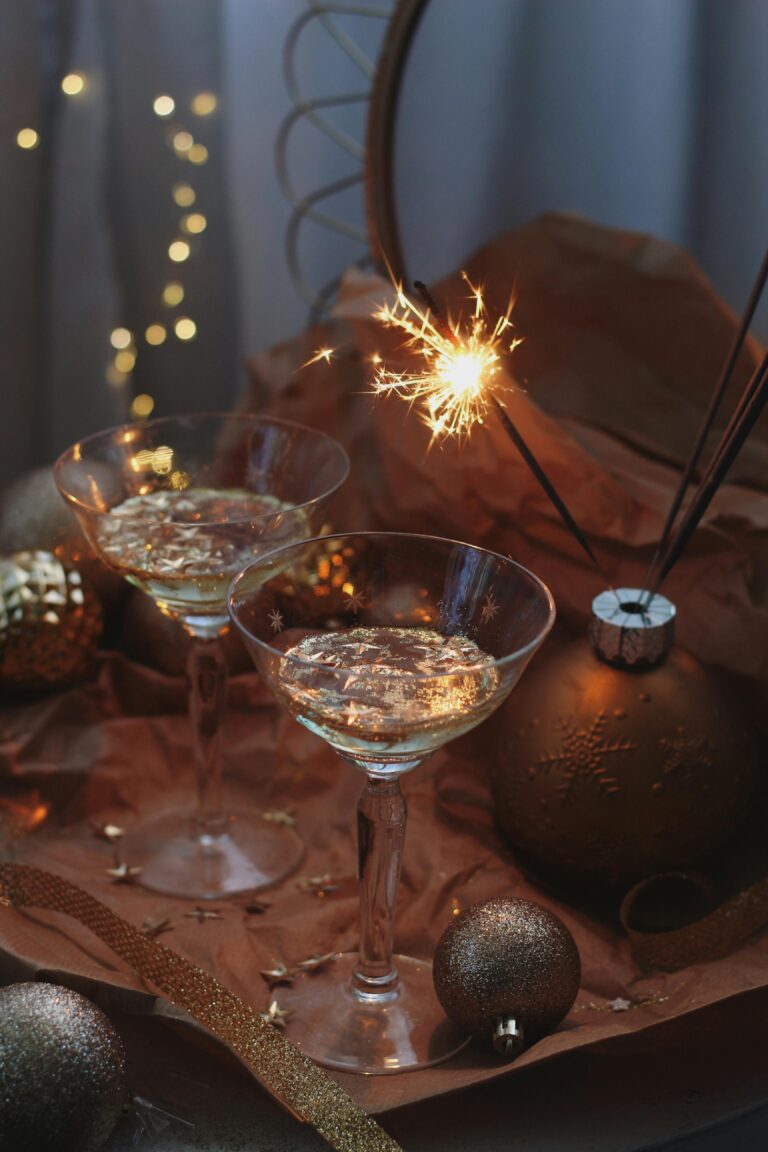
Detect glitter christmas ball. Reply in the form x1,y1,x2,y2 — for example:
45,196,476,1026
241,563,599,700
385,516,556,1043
0,550,102,691
493,594,761,895
0,982,127,1152
433,897,580,1049
0,467,123,608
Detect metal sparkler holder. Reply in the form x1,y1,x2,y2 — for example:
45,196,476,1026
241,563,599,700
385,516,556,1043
590,588,676,670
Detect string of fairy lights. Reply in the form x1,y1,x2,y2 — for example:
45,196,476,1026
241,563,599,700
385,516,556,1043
15,70,217,422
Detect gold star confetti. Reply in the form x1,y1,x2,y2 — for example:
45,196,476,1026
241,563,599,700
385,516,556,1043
184,907,224,923
297,952,336,974
261,964,297,988
574,991,670,1014
261,809,296,828
141,915,173,939
297,873,339,898
259,1000,293,1029
610,997,631,1012
106,862,143,884
92,822,125,844
268,609,284,634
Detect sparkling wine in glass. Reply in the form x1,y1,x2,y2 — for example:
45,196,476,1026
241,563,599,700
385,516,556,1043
229,532,555,1073
55,413,349,899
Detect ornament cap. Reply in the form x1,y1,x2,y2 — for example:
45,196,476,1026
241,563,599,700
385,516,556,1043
492,1014,525,1058
590,588,675,669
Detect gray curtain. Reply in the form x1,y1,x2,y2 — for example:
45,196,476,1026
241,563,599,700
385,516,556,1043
0,0,240,488
393,0,768,329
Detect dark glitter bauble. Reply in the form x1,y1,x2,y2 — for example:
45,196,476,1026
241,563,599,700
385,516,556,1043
433,897,581,1045
0,982,127,1152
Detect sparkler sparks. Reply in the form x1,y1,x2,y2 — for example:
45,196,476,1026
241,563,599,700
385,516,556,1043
370,269,615,590
301,346,337,369
371,272,521,441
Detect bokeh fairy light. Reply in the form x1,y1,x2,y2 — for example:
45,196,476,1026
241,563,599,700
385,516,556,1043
61,72,86,96
103,88,216,418
16,128,40,150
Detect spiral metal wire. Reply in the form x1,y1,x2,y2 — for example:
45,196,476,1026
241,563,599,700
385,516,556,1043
276,0,395,321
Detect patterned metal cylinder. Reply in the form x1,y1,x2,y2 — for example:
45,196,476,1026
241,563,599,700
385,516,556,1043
590,588,675,668
0,551,102,692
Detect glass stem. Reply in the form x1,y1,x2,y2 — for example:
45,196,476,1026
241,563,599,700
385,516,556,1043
353,774,407,999
187,637,228,839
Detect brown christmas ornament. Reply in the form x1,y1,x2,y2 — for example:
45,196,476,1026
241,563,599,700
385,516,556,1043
0,466,124,609
433,897,580,1056
0,550,102,692
493,589,761,895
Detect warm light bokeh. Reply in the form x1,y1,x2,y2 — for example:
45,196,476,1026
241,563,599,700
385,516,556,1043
191,92,217,116
62,72,86,96
168,239,191,263
153,94,175,117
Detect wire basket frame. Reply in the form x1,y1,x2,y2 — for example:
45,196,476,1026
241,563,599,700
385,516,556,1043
277,0,396,321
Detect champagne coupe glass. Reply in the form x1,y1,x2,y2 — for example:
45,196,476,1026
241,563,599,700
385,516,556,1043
55,413,349,899
229,531,555,1073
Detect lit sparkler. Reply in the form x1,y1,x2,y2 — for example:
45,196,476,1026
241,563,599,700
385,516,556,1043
371,272,521,442
370,273,615,590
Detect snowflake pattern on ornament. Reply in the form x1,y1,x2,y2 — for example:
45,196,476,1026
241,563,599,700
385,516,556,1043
268,609,284,634
532,711,638,803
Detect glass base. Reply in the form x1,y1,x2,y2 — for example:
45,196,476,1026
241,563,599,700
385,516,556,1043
276,952,470,1074
123,809,304,900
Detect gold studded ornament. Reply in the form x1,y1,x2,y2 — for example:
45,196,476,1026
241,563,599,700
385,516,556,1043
0,551,102,692
0,466,123,609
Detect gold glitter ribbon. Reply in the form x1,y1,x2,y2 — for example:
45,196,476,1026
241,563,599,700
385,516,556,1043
621,871,768,972
0,864,402,1152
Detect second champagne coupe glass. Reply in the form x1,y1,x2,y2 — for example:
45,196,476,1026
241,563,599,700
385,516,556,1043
55,413,349,899
229,532,555,1073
